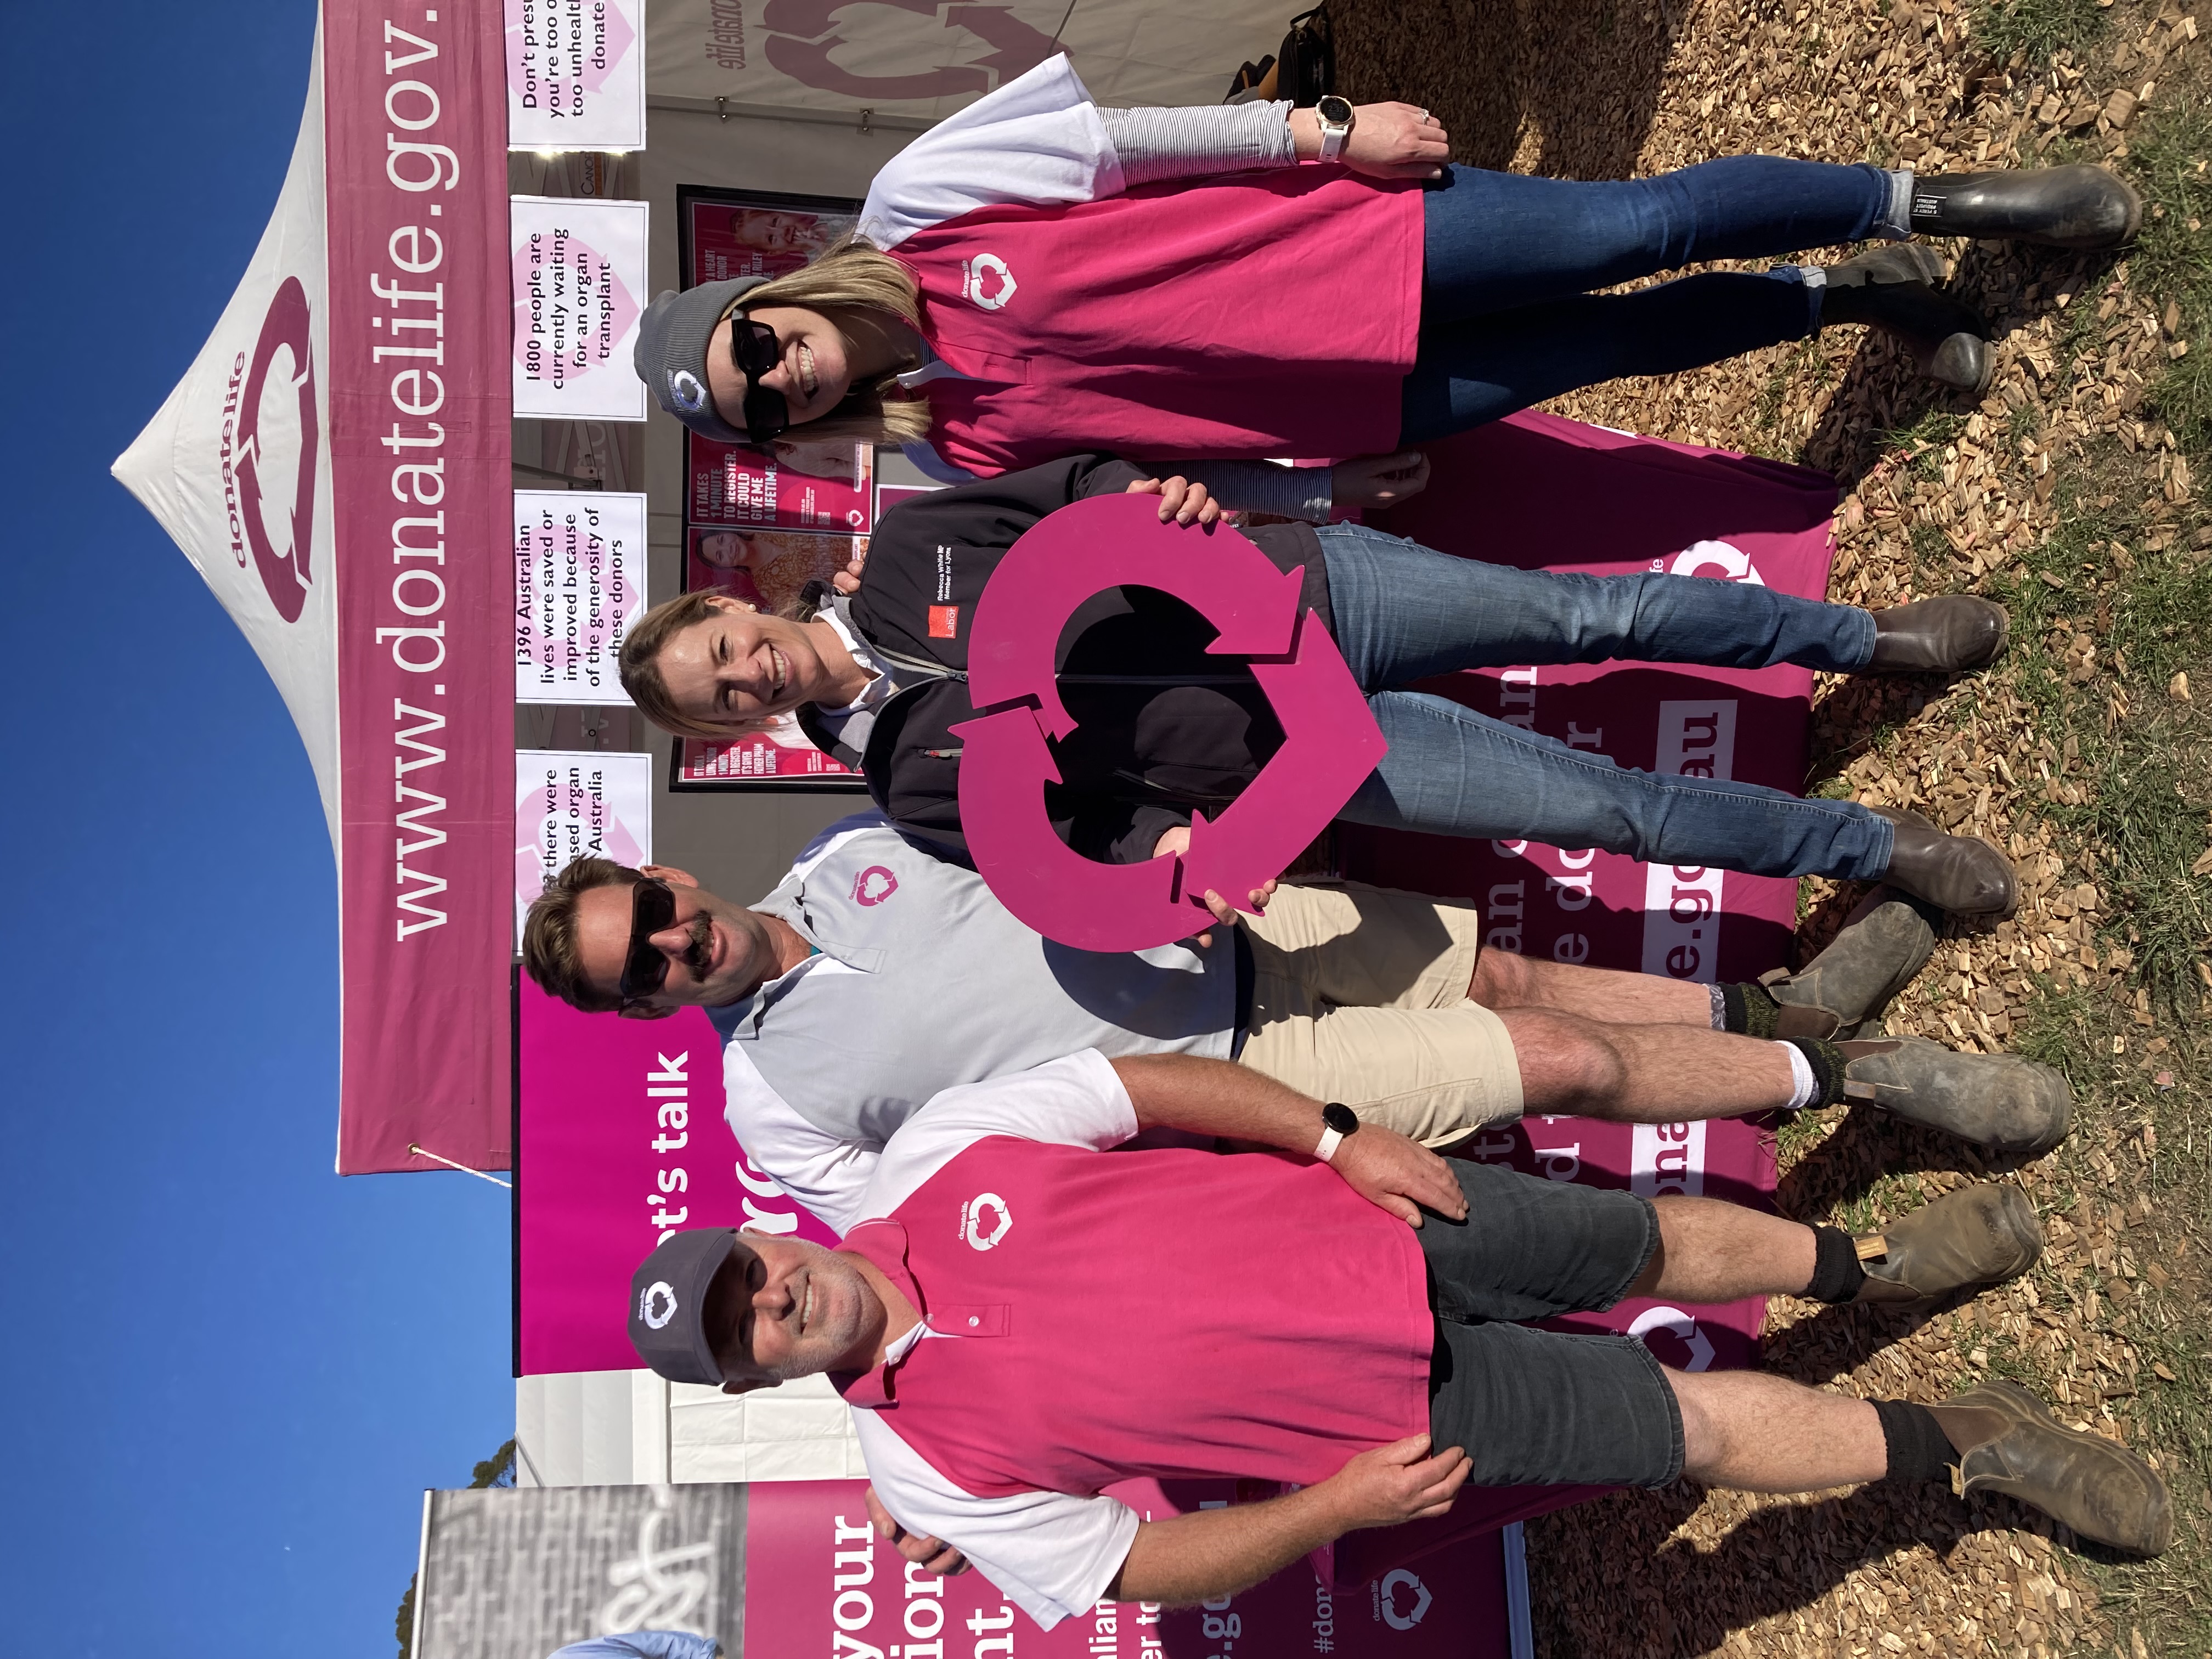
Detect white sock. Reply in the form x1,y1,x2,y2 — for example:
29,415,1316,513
1780,1041,1821,1110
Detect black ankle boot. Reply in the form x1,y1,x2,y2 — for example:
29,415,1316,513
1818,247,1991,393
1908,165,2141,248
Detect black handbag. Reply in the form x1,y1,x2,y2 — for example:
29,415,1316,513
1222,6,1335,106
1273,6,1336,108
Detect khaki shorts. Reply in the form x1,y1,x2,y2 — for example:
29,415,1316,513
1234,881,1523,1147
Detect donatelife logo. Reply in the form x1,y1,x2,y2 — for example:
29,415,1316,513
961,253,1017,311
233,276,319,623
960,1192,1012,1250
853,866,899,906
639,1280,679,1330
1377,1569,1432,1630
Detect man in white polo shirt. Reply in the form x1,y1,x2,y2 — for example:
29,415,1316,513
625,1052,2167,1624
525,816,2069,1235
523,816,2070,1235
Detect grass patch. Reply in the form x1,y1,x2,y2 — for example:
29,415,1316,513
1970,0,2107,67
1974,403,2212,1648
2128,90,2212,455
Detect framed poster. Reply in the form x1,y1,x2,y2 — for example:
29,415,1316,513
678,183,860,286
683,525,864,614
670,724,862,792
686,436,873,532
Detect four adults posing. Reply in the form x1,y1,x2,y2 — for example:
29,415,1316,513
541,56,2169,1626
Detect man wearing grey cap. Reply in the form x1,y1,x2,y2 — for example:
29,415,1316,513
623,1051,2166,1630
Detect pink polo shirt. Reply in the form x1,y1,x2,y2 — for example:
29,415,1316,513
855,55,1427,478
830,1052,1432,1628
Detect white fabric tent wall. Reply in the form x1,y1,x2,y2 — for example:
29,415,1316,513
645,0,1295,120
515,1372,866,1486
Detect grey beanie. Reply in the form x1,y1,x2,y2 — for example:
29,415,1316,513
634,275,772,443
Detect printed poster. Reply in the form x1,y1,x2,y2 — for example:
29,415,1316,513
511,194,650,419
505,0,646,150
686,436,872,532
515,749,653,939
514,489,646,704
684,526,862,614
673,725,859,788
678,184,859,285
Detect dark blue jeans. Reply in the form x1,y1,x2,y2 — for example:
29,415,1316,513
1319,524,1895,881
1401,157,1897,442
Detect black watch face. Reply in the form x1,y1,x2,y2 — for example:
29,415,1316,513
1317,95,1353,126
1323,1102,1359,1135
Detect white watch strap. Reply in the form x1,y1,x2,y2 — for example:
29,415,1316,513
1318,122,1349,163
1313,1123,1345,1163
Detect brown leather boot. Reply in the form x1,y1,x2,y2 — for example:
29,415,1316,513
1853,1184,2041,1304
1834,1035,2073,1154
1871,806,2018,916
1933,1379,2172,1555
1762,887,1940,1039
1865,595,2010,673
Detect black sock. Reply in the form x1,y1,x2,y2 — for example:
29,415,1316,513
1805,1225,1868,1303
1718,982,1782,1038
1785,1036,1848,1106
1873,1399,1959,1482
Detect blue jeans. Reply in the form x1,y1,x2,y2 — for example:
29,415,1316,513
1319,524,1895,881
1401,157,1897,442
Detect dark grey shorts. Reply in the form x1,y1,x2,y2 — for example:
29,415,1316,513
1421,1159,1684,1488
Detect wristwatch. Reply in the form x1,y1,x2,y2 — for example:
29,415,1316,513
1314,95,1355,164
1313,1101,1361,1164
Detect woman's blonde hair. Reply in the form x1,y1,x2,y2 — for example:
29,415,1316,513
619,587,823,741
740,237,933,447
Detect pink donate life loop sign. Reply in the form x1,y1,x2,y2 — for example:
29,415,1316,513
953,493,1387,952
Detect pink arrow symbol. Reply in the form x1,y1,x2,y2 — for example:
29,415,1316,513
1179,610,1391,905
965,493,1305,739
948,703,1196,952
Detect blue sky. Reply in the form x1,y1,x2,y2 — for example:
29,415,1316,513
0,4,511,1653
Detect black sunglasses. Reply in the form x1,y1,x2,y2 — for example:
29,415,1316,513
726,314,791,445
618,876,679,1004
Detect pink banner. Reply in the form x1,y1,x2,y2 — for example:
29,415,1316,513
518,984,838,1375
1334,409,1837,1531
326,0,515,1173
741,1478,1513,1656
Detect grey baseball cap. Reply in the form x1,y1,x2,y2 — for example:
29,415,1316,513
634,276,771,443
629,1227,740,1385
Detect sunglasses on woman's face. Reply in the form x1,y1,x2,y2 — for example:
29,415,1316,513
618,876,679,1005
726,314,791,444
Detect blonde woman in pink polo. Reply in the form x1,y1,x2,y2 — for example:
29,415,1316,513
634,54,2136,520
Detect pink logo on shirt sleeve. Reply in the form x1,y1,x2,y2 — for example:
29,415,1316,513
853,866,899,906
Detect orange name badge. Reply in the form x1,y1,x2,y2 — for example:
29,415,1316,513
928,604,960,639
